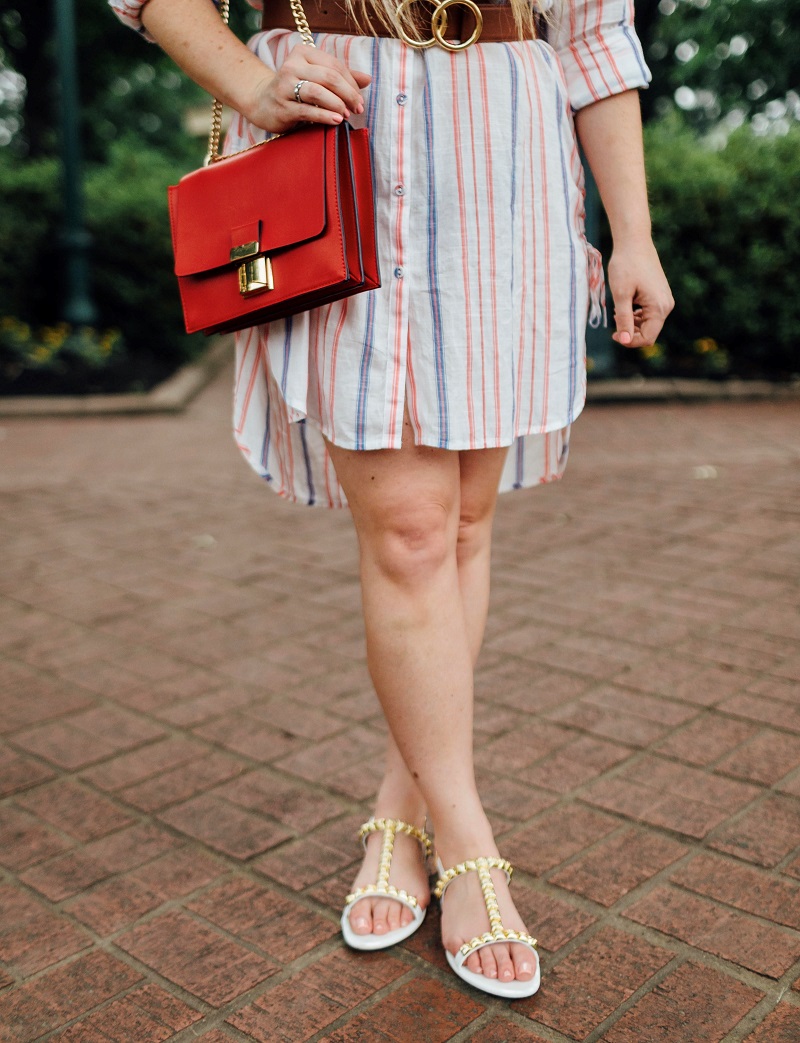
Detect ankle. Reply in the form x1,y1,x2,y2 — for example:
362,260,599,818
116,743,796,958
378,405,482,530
430,816,499,870
371,793,427,831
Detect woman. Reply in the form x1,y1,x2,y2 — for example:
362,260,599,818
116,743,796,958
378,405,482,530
111,0,673,998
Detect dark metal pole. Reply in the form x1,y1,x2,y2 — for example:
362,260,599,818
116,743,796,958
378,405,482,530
54,0,98,326
583,165,615,379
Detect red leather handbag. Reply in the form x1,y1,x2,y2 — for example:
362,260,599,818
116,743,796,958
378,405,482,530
167,0,380,336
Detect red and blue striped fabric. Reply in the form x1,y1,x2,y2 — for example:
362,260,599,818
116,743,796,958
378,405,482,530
109,0,651,507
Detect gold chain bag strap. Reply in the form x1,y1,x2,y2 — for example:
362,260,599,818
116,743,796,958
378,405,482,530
167,0,381,336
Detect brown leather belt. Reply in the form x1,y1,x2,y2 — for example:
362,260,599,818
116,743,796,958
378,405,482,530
261,0,545,47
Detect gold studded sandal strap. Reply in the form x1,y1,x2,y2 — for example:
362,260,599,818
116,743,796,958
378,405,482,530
344,817,432,912
433,855,512,899
434,856,538,960
357,817,433,858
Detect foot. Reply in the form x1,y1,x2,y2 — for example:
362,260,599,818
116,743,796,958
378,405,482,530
437,846,537,985
347,826,431,938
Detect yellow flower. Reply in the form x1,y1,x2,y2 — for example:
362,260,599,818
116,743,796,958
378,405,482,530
641,342,664,360
694,337,718,355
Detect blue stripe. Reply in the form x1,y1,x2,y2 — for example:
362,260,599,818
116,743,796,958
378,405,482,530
298,421,316,506
260,388,272,479
621,0,650,83
621,28,650,83
513,436,524,490
354,38,381,450
422,55,449,447
281,316,292,396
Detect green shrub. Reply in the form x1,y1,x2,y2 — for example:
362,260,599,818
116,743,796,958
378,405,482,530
3,114,799,393
0,135,204,394
629,116,800,380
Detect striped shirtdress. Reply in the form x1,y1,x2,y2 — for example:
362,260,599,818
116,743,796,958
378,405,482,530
111,0,651,507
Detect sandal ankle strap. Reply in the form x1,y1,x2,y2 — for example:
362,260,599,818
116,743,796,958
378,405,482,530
357,817,433,858
433,855,512,899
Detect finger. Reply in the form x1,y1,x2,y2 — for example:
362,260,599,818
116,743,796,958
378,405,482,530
300,63,366,113
292,78,353,117
284,99,345,126
612,297,636,347
635,314,667,348
294,46,368,103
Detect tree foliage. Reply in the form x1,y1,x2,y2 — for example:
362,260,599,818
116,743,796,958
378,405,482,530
638,0,799,132
0,0,260,160
638,115,800,378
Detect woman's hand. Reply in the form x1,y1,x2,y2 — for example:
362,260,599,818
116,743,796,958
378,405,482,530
140,1,370,135
246,44,372,133
574,91,674,348
607,237,674,348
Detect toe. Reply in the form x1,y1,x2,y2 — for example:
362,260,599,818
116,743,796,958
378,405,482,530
385,900,404,932
479,946,499,980
372,898,392,934
349,898,373,935
493,944,515,983
513,943,537,982
464,950,483,975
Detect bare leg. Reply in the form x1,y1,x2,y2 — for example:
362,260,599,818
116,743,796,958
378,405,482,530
346,413,499,938
329,430,535,983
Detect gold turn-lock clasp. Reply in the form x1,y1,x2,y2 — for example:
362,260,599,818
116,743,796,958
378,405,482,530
230,240,274,296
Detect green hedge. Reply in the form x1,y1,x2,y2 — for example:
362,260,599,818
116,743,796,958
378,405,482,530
632,117,800,380
0,136,204,394
2,117,799,393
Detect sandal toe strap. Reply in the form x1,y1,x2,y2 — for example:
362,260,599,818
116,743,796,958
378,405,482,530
347,817,432,911
457,928,538,961
344,883,420,909
435,855,537,960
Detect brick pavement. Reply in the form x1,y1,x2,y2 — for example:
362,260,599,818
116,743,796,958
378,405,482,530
0,364,798,1042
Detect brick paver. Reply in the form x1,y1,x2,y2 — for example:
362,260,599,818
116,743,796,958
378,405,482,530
1,370,799,1041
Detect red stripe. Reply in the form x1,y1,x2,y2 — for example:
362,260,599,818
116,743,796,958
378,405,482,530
450,52,476,443
477,47,502,445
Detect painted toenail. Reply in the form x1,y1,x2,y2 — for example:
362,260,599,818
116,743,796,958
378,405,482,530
521,962,533,975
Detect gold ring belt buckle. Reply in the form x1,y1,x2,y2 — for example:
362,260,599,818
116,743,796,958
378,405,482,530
396,0,484,51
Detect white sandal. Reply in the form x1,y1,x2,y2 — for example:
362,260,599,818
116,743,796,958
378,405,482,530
434,856,541,999
340,817,432,951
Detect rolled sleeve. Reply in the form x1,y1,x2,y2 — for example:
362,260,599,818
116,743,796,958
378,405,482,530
108,0,156,40
549,0,652,112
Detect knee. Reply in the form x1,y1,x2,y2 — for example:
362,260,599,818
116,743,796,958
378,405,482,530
370,502,454,586
456,506,494,566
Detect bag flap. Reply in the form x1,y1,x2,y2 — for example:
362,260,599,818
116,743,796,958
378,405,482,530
171,126,330,277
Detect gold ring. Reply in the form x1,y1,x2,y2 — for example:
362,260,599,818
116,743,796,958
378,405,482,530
431,0,483,50
395,0,438,49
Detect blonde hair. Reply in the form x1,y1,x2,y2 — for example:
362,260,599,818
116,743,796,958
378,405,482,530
341,0,551,44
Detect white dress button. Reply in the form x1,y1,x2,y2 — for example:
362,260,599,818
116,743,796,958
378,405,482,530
394,266,404,278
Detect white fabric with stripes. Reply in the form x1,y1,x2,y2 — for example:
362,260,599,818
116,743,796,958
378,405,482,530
109,0,651,507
